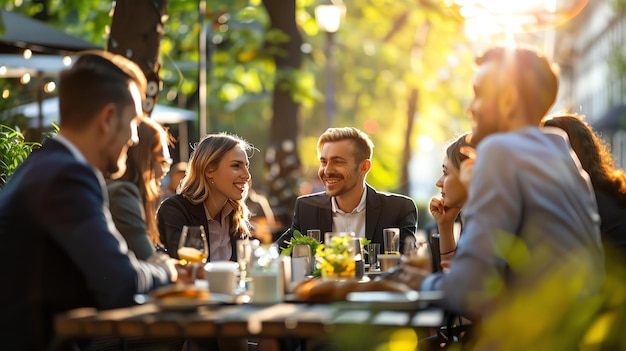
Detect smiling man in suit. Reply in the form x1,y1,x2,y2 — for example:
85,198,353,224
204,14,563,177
0,51,180,350
277,127,418,253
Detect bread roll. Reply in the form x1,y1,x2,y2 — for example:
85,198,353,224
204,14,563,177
295,278,410,302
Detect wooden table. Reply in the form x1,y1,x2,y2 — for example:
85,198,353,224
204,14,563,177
53,292,445,350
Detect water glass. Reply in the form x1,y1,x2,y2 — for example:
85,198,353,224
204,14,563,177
307,229,321,242
236,239,254,290
383,228,400,254
366,243,381,271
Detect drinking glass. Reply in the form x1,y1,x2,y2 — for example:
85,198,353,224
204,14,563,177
307,229,321,242
320,232,356,280
403,235,431,270
236,239,254,290
351,238,364,279
366,243,381,272
178,225,209,283
383,228,400,254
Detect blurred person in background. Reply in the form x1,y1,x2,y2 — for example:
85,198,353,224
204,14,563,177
398,45,604,349
108,117,173,259
161,161,187,201
543,113,626,265
246,180,279,243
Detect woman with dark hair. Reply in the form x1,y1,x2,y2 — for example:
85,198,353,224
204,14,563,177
157,133,254,261
429,132,471,261
543,113,626,261
108,117,173,259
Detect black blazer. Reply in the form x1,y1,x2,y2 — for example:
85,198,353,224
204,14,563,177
277,185,418,252
157,194,243,262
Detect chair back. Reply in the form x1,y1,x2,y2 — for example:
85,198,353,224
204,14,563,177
430,233,442,273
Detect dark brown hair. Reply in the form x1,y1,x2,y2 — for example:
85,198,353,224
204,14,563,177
119,117,172,246
446,132,472,173
543,113,626,205
58,51,147,130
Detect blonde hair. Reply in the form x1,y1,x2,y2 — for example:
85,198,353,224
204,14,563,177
180,133,254,237
317,127,374,163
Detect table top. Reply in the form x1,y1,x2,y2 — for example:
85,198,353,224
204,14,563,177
54,291,445,342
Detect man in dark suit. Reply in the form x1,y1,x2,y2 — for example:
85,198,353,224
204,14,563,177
0,51,179,350
277,127,417,252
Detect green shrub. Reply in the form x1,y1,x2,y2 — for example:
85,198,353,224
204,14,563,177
0,125,41,189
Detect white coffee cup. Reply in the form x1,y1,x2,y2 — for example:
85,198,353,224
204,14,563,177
204,261,239,295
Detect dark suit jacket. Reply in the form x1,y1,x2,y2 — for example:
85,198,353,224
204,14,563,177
0,138,172,350
277,185,418,253
157,194,242,261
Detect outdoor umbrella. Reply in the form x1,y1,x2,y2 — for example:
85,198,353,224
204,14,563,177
10,97,196,126
0,10,99,54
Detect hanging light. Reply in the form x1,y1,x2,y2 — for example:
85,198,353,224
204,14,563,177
20,73,31,84
44,82,56,93
315,0,345,33
23,49,32,60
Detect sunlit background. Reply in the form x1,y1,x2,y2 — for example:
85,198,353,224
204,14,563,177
2,0,626,227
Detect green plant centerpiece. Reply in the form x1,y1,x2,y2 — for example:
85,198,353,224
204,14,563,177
281,231,371,278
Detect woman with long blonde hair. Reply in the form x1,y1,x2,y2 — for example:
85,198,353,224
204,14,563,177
157,133,254,261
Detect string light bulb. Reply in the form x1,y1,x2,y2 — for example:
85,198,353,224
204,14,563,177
20,73,31,84
44,82,56,93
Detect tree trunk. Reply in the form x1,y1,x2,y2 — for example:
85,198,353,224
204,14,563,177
262,0,303,226
400,22,431,195
401,89,418,194
107,0,168,116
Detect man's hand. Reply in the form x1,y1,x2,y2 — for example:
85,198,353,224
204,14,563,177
396,260,430,291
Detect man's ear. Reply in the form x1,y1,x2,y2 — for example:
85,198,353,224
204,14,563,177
361,159,372,174
497,83,519,120
97,103,117,135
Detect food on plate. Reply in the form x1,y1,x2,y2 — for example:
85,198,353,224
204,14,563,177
151,284,209,300
293,277,409,302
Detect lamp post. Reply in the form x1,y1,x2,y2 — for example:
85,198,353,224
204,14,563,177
199,0,209,139
315,1,344,128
